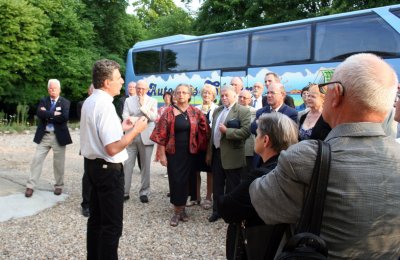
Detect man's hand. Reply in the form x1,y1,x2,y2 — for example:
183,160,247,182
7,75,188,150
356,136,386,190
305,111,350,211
122,117,137,131
138,95,145,106
40,107,46,111
159,153,167,167
133,116,148,133
54,111,61,116
219,123,227,134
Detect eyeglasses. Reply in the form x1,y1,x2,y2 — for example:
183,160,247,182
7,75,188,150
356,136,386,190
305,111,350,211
175,91,189,95
266,91,281,95
317,81,345,96
135,87,147,91
238,95,251,99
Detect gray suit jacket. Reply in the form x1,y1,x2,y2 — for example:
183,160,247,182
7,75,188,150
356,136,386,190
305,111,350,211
249,122,400,259
208,103,251,169
122,95,158,145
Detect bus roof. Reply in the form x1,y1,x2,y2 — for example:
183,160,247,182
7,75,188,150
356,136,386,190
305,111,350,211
131,4,400,51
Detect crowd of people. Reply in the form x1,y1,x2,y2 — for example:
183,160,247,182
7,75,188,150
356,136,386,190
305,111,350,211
23,53,400,259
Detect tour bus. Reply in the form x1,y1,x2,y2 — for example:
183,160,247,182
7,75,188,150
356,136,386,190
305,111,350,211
125,4,400,106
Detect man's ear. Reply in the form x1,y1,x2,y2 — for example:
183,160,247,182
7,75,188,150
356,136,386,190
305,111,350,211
331,84,343,108
263,134,271,148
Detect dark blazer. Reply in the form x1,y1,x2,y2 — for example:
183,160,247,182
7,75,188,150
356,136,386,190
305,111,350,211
251,104,298,134
33,96,72,146
299,113,331,141
208,103,251,169
218,155,279,225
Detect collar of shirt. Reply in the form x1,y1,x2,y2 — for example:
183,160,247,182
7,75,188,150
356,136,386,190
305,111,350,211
94,89,114,103
224,102,235,111
271,103,283,112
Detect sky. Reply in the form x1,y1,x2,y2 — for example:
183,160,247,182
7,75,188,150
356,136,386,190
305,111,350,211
127,0,202,15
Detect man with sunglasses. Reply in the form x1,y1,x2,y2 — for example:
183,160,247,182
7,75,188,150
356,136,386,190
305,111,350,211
250,53,400,258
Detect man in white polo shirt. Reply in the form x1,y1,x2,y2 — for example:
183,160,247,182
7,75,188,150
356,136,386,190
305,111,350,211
80,59,148,259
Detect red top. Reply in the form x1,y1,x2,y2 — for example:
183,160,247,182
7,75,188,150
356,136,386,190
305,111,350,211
150,105,210,154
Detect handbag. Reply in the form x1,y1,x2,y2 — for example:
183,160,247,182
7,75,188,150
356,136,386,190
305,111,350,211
276,140,331,260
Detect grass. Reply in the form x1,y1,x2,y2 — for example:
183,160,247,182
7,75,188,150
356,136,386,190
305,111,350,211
0,121,80,134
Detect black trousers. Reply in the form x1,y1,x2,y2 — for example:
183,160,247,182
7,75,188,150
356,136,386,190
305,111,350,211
81,169,91,209
85,158,124,260
211,147,243,214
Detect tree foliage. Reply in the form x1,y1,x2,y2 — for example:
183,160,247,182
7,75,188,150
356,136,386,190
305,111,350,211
0,0,399,120
0,0,50,104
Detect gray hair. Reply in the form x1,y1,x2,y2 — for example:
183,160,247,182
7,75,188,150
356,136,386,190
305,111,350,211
136,79,149,89
48,79,61,89
258,113,298,153
333,53,398,114
221,84,237,95
175,83,193,102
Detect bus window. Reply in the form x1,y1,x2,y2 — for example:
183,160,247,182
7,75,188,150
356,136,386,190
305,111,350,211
201,34,248,70
251,25,312,66
133,47,161,75
315,14,400,61
162,41,200,72
391,8,400,18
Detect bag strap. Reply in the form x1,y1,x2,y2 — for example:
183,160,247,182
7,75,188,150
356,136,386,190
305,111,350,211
296,140,331,235
172,104,187,116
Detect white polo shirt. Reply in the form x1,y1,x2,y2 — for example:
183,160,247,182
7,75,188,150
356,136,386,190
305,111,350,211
80,89,128,163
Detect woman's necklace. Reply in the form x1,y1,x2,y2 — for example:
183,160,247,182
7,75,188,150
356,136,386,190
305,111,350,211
201,103,210,113
174,104,188,120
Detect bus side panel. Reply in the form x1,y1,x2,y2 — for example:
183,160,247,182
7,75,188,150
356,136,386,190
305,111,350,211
132,70,221,107
248,63,339,106
249,59,400,107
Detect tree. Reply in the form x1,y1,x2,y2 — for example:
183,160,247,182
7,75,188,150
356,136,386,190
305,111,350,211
28,0,100,103
0,0,50,106
82,0,145,58
134,0,178,30
146,8,194,39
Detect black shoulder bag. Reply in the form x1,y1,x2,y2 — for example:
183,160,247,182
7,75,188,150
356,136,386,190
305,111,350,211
276,140,331,260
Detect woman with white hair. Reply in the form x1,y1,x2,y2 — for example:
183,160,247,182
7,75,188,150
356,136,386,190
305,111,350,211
187,84,218,209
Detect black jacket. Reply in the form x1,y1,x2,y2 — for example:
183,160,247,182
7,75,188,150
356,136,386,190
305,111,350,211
33,96,72,146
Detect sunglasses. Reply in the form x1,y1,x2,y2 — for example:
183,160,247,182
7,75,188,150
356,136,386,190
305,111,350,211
317,81,345,96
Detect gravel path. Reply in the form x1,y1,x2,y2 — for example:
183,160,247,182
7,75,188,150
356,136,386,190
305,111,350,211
0,130,227,259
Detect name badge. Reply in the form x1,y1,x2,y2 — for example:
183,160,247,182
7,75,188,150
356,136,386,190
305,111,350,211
56,107,61,111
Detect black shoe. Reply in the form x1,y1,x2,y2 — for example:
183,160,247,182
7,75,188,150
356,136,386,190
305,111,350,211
124,195,130,202
139,195,149,203
81,207,90,217
208,212,220,222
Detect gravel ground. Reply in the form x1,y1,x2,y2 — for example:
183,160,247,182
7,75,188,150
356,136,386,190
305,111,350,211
0,130,227,259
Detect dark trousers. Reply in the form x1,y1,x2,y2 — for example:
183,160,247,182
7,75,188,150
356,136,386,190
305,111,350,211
81,170,91,209
245,156,254,178
85,158,124,260
211,148,243,214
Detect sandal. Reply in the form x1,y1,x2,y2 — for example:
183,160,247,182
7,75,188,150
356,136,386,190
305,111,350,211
170,214,180,227
180,210,189,222
186,200,200,207
201,199,212,210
